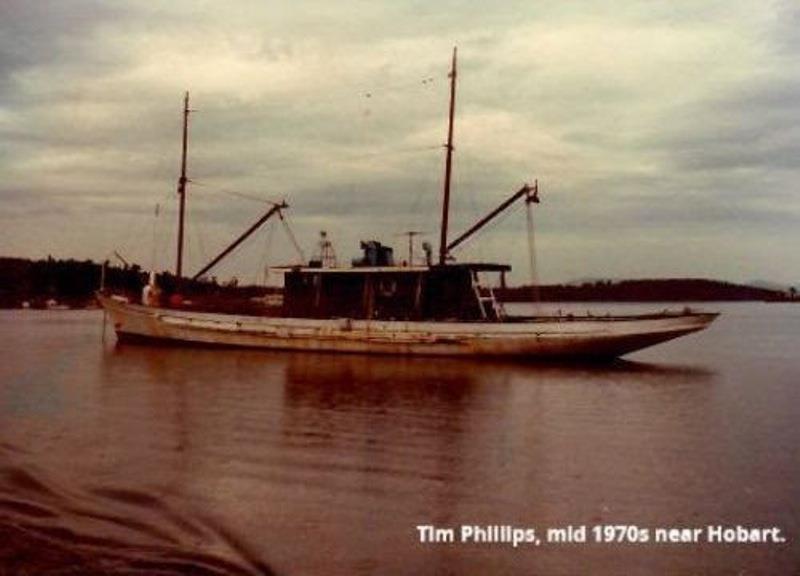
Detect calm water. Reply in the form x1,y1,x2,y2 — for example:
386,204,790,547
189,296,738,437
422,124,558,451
0,304,798,575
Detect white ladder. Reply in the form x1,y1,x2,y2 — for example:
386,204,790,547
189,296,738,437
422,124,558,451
471,271,505,320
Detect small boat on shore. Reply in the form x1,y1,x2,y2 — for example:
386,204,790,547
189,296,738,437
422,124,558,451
99,49,717,360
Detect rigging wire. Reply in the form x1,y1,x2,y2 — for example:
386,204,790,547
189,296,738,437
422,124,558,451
190,180,283,205
174,180,307,281
107,185,176,271
126,66,459,278
386,136,442,249
153,190,177,274
457,176,486,262
174,68,446,256
277,211,306,264
260,219,277,285
526,200,542,307
449,197,528,255
189,201,210,274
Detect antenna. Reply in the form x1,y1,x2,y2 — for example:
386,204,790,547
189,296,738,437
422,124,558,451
318,231,337,268
398,230,425,265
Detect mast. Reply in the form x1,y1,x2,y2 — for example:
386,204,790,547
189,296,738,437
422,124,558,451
176,91,191,279
438,47,457,265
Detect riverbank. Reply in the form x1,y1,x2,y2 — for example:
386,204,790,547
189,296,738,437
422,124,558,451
2,256,797,309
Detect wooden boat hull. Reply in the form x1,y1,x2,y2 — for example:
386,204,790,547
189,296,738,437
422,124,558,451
98,294,717,360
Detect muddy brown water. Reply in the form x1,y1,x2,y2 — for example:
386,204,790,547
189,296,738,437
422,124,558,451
0,303,798,575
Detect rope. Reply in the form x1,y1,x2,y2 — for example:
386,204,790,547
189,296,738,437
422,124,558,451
107,185,175,270
189,201,210,272
278,211,307,264
261,219,276,285
190,180,282,205
526,201,541,306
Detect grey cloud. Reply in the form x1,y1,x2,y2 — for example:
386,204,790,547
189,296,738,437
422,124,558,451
0,1,130,98
1,0,799,284
644,78,800,174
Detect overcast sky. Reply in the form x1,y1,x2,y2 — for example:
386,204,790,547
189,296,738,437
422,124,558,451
1,0,798,285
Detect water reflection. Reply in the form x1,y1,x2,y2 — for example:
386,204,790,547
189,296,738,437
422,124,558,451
7,310,800,575
284,354,481,406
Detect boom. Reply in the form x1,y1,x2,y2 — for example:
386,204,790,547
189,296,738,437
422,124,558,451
192,201,288,281
446,181,539,254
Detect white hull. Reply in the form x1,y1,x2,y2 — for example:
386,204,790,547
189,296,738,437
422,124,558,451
98,294,717,360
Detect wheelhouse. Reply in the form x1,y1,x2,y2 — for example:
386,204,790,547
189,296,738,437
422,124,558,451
282,262,509,321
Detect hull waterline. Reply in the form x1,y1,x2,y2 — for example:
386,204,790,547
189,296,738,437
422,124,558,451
98,294,717,360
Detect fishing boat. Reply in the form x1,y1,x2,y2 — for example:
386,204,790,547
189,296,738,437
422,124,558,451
98,49,717,360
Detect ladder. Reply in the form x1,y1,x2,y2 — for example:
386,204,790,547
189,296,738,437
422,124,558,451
471,271,505,321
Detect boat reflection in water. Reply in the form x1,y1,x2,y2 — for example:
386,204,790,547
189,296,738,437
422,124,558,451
1,327,718,575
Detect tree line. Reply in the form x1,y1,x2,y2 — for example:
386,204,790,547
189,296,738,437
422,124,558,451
0,257,271,309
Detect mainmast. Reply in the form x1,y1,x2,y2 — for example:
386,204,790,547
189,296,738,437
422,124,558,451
438,47,457,265
176,91,191,279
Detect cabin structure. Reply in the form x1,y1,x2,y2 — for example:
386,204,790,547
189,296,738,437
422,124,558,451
281,242,509,321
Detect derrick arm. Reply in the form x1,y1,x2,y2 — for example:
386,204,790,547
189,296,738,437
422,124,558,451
446,181,539,255
192,201,288,280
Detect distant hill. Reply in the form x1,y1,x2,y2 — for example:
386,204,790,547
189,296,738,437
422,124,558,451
498,278,794,302
747,279,793,292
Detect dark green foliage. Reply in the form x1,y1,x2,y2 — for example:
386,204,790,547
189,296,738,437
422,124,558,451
0,257,273,308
